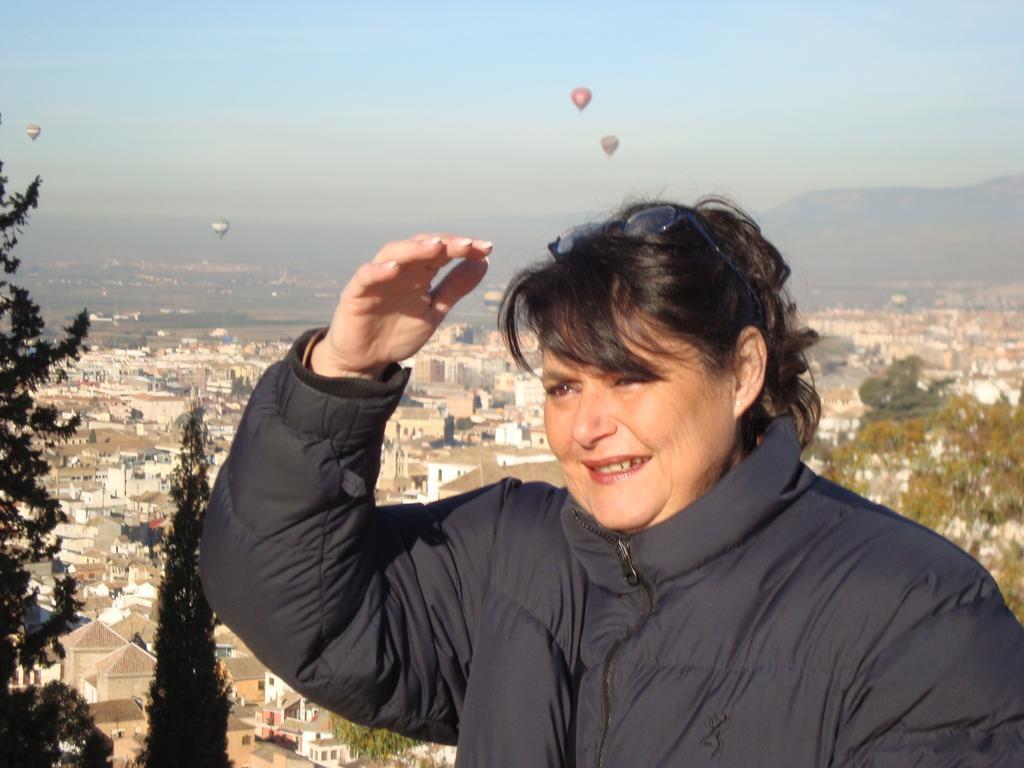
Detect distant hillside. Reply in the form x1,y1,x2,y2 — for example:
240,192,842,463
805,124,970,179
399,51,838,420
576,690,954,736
17,175,1022,310
759,174,1024,293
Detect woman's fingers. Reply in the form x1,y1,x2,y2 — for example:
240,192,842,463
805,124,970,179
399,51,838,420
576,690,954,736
431,256,490,316
373,235,492,267
373,237,445,267
351,236,492,296
346,260,403,295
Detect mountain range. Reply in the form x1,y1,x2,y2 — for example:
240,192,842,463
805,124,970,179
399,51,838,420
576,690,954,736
758,174,1024,294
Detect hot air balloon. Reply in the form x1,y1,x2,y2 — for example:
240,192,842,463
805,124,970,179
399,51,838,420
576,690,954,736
570,87,592,112
600,135,619,157
25,124,41,141
211,219,230,239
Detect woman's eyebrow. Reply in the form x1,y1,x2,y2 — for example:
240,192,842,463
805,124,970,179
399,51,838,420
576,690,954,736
540,370,569,384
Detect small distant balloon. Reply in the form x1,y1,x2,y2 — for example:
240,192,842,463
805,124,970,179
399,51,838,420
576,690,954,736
600,135,619,157
211,219,230,239
25,124,41,141
890,291,908,308
570,87,592,112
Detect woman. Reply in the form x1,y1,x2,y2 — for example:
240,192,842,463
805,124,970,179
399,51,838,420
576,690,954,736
200,199,1024,767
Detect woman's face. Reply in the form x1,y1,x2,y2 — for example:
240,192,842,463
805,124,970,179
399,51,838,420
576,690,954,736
542,341,746,533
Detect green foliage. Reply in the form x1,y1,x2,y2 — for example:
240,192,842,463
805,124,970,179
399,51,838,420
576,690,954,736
331,713,421,763
141,405,231,768
823,394,1024,620
454,417,475,431
856,356,950,423
0,116,98,766
859,356,949,423
0,682,112,767
230,375,253,399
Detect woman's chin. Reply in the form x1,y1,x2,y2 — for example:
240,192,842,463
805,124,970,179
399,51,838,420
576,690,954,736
585,501,660,534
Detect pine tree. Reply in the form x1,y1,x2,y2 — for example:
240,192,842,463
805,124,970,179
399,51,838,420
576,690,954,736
0,115,106,766
142,404,230,768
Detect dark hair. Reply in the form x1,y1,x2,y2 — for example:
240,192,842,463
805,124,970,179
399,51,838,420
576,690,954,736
498,197,820,450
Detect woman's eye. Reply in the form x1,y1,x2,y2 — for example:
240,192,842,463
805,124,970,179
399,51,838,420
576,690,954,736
614,376,650,387
546,383,574,398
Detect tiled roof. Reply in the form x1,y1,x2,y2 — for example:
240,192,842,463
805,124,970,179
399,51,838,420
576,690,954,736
309,737,342,747
222,655,267,681
91,432,155,452
89,698,146,725
439,454,564,493
251,742,318,766
304,709,333,733
63,620,129,651
226,714,252,732
276,693,301,711
130,490,167,504
94,643,156,678
231,703,259,723
109,613,156,645
72,563,107,575
281,711,333,735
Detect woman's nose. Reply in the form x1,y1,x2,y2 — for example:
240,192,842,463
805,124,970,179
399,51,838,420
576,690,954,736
571,388,617,447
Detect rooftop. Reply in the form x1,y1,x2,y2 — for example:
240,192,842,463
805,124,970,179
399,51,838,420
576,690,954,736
94,643,157,678
223,655,268,681
63,620,129,651
89,698,146,725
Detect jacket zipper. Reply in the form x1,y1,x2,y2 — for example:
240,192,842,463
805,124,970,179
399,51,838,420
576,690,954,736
571,509,656,768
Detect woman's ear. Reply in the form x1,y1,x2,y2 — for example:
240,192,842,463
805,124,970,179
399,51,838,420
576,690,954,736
732,326,767,417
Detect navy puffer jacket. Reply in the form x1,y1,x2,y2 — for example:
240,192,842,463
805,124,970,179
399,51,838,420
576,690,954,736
200,334,1024,766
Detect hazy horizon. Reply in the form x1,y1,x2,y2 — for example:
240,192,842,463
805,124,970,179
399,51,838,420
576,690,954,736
3,2,1023,297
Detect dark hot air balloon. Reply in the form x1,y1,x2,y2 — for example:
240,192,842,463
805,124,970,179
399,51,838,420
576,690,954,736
570,87,592,112
600,135,619,157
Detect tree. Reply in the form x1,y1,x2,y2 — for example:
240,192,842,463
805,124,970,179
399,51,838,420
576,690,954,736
824,394,1024,620
859,356,949,423
331,713,421,765
141,405,230,768
3,681,114,767
229,374,253,400
0,116,103,766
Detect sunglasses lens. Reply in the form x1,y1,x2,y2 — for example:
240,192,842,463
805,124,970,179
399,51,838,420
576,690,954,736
549,222,606,257
622,205,682,237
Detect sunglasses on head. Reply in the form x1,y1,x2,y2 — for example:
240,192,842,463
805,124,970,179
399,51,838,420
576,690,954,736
547,205,764,322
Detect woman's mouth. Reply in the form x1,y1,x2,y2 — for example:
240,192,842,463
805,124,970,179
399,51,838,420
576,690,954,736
584,456,650,484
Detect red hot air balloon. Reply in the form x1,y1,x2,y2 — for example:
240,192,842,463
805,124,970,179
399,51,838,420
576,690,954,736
600,135,619,157
570,87,592,112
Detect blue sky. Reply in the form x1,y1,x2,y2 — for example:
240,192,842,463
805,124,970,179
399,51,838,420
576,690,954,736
2,0,1022,226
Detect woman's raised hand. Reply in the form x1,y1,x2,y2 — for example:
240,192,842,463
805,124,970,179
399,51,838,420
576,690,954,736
311,234,492,379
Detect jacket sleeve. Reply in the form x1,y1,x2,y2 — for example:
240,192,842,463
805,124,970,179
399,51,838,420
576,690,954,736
199,333,511,744
832,570,1024,767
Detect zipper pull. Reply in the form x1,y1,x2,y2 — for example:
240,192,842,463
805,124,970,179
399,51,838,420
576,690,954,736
616,538,640,587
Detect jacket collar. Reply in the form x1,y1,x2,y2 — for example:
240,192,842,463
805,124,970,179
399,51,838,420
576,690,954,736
560,418,816,594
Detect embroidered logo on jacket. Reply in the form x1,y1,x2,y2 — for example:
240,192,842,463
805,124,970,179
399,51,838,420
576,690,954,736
698,713,728,759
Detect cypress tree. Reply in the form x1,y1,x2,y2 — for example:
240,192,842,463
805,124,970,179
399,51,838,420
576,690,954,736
142,404,230,768
0,114,105,766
